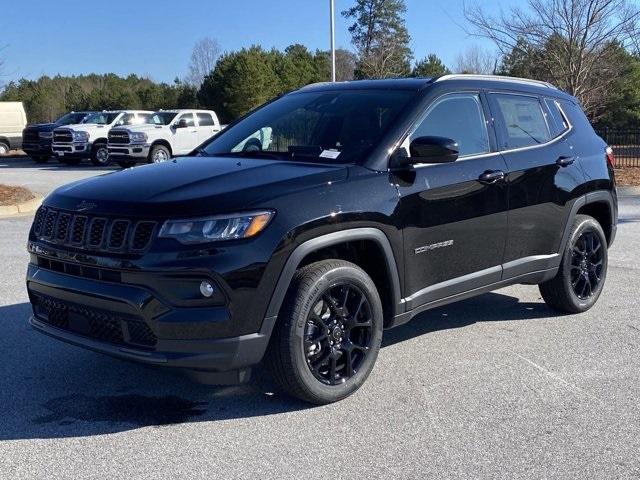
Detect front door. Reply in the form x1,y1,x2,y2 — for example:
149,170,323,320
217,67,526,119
395,92,509,310
174,113,198,154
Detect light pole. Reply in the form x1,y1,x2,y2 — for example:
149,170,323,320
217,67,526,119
330,0,336,82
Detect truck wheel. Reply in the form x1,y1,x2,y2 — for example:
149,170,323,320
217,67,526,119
57,156,82,166
0,142,9,155
266,260,383,404
117,160,137,169
148,144,171,163
539,214,608,313
33,155,49,164
90,143,110,166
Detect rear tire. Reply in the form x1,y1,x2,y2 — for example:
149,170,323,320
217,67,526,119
90,143,110,166
539,214,608,313
266,260,383,404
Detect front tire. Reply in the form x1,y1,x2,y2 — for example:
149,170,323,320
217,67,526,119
266,260,383,404
539,214,608,313
148,144,171,163
0,142,9,155
90,143,110,166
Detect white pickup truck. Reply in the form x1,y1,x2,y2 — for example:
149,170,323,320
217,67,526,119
107,109,222,167
52,110,152,166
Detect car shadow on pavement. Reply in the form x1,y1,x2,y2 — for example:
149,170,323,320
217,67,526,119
0,158,118,172
0,292,561,441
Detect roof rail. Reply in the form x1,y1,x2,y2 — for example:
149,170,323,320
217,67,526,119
435,74,557,89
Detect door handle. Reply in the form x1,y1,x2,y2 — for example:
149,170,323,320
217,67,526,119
556,156,576,167
478,170,506,184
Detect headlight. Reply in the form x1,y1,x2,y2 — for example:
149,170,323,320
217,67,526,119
129,132,147,143
72,131,89,142
39,131,53,139
159,210,274,244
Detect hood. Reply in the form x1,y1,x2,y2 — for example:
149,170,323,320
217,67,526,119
24,123,57,132
45,156,349,217
57,123,110,133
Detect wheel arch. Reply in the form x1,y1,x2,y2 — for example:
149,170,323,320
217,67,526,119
150,139,173,155
264,228,403,327
560,190,617,253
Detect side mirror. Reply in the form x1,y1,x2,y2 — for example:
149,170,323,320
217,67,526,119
174,118,188,129
409,136,459,163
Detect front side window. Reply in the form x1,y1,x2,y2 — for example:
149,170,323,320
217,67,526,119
147,112,178,125
178,113,195,127
197,113,215,126
56,112,87,125
409,93,490,157
492,94,550,149
199,90,416,164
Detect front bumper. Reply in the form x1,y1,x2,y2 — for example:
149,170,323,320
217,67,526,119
107,143,150,162
52,142,90,158
26,263,276,379
22,141,52,156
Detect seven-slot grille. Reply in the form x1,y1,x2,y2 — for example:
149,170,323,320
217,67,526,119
32,206,156,254
53,129,73,143
108,130,130,144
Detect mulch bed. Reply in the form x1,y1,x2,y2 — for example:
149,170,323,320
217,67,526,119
0,184,35,206
614,167,640,186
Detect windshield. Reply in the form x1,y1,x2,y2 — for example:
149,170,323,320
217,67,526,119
56,112,88,125
146,112,178,125
199,90,416,163
83,112,120,125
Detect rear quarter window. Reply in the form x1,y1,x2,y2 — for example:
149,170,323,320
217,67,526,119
559,100,596,134
544,98,570,137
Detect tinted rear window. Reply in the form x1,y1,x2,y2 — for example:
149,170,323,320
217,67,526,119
492,94,551,149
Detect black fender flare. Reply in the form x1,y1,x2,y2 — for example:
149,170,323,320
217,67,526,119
559,190,617,254
264,227,403,321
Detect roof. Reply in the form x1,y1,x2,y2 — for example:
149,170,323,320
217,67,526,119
297,74,572,100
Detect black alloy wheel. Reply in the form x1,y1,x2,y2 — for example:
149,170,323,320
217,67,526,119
304,283,374,386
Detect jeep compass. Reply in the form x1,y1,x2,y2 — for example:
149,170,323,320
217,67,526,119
26,75,617,404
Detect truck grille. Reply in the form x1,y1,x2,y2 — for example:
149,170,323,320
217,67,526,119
32,206,157,254
108,130,130,144
32,293,157,349
53,129,73,144
23,129,40,143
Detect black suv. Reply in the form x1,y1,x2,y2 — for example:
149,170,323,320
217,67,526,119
22,112,94,163
26,76,617,404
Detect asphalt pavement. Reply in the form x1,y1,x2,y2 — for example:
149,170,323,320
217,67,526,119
1,157,639,479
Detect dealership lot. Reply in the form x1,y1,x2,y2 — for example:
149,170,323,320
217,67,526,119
1,157,639,479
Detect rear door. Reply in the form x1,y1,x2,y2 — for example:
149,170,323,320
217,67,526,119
195,112,218,144
488,91,582,278
396,91,509,309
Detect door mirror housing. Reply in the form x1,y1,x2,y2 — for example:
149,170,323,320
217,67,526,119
409,136,459,163
174,118,188,129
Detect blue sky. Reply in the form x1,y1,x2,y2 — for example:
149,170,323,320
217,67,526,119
1,0,518,84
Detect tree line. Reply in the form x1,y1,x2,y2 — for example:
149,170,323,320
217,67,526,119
2,0,639,129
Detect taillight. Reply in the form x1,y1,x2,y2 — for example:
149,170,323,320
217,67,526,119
606,146,615,167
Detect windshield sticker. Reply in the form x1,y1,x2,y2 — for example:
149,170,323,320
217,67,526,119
319,149,341,159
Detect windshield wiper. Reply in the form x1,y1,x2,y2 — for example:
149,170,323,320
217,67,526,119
509,124,542,144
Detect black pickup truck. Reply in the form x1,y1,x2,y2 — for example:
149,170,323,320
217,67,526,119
22,111,94,162
26,75,617,404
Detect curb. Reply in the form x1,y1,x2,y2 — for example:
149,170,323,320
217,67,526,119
617,186,640,197
0,196,43,217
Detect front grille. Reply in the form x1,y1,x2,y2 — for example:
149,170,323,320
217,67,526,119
108,130,130,145
32,293,157,349
53,129,73,143
23,129,40,143
31,206,157,254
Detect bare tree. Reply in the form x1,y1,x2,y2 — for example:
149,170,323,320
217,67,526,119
464,0,640,119
185,37,221,87
453,45,497,74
